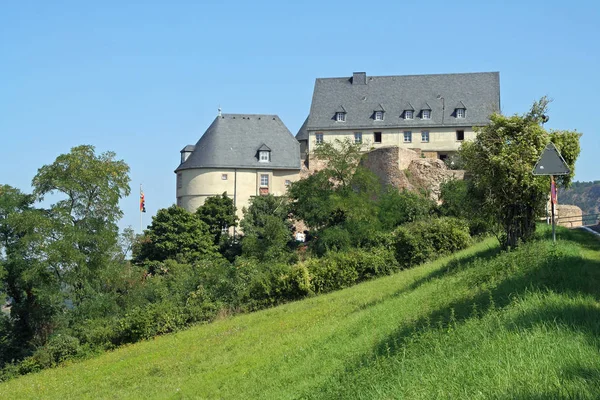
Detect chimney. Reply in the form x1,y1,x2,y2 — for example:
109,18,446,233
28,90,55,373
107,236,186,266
352,72,367,85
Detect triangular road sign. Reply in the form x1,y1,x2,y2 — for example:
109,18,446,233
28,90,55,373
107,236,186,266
532,142,570,176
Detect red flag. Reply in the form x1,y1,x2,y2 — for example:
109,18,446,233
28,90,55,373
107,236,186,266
140,188,146,213
550,177,558,205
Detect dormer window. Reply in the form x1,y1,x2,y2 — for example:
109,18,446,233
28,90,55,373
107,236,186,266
259,151,270,162
403,102,415,120
335,105,347,122
257,144,271,163
375,111,384,121
454,101,467,119
422,109,431,120
456,108,465,118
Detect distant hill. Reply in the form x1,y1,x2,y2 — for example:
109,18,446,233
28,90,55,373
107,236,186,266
560,181,600,220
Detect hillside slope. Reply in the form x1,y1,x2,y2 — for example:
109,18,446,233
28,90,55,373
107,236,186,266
561,181,600,218
2,227,600,399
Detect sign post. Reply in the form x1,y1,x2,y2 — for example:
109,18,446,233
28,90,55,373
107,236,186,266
532,142,570,243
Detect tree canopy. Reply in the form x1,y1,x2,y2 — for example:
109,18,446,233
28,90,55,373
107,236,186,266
460,97,581,248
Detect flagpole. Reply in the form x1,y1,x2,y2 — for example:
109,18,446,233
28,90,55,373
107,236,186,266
140,184,143,234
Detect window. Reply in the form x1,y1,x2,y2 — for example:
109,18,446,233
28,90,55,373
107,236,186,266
315,133,324,144
177,173,182,189
404,110,413,120
456,108,465,118
259,151,270,162
177,197,182,207
336,112,346,122
375,111,384,121
403,131,412,143
374,132,382,143
354,132,362,144
221,174,228,180
260,174,269,187
422,110,431,119
456,130,465,141
285,179,291,186
421,131,429,143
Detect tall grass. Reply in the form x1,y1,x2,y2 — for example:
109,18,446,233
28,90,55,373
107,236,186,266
1,226,599,399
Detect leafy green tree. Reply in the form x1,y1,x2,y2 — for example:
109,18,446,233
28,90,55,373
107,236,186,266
195,193,238,244
288,171,335,230
0,185,61,353
378,187,437,230
460,97,581,248
31,145,131,302
240,195,292,261
312,138,364,188
134,205,217,263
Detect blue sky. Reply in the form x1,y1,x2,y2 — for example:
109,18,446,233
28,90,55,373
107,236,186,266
1,0,598,232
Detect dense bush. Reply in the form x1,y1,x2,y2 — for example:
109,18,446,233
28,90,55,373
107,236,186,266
307,248,398,294
394,217,471,267
378,188,438,230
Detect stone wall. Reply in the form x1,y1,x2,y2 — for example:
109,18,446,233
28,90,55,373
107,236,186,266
360,146,414,191
557,204,583,227
360,145,465,201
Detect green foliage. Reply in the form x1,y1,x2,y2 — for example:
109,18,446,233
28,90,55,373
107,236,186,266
312,138,364,187
240,195,293,262
378,187,437,230
313,226,351,256
134,205,217,263
31,145,131,301
195,192,238,244
394,217,471,267
288,171,335,229
307,248,398,294
439,179,492,236
460,97,581,248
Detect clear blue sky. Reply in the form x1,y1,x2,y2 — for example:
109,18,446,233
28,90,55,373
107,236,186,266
1,0,598,232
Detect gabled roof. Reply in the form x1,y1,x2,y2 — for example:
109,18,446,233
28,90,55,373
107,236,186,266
257,143,271,151
420,102,432,110
334,105,347,113
180,145,196,152
306,72,500,129
374,103,385,112
454,101,467,109
176,114,301,172
295,116,309,141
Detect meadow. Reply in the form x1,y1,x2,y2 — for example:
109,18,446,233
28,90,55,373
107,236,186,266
2,225,599,399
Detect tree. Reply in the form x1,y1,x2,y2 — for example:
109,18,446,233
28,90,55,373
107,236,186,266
289,138,380,232
312,138,364,188
134,205,217,263
240,195,292,261
460,97,581,248
31,145,131,302
0,185,61,353
195,193,238,244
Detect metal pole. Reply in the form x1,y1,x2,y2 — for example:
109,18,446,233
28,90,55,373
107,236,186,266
140,184,143,234
551,176,556,243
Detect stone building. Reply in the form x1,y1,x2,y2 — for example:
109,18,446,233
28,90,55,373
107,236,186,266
296,71,501,167
175,114,301,217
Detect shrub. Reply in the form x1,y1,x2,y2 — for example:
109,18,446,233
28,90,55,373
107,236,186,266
307,247,398,294
394,217,471,267
313,226,351,256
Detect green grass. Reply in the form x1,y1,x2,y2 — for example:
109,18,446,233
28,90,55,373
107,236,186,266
2,226,600,399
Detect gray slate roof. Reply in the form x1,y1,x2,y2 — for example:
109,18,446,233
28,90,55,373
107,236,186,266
304,72,500,131
177,114,301,172
295,116,309,141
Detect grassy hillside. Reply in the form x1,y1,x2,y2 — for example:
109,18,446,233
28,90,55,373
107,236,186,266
2,226,600,399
